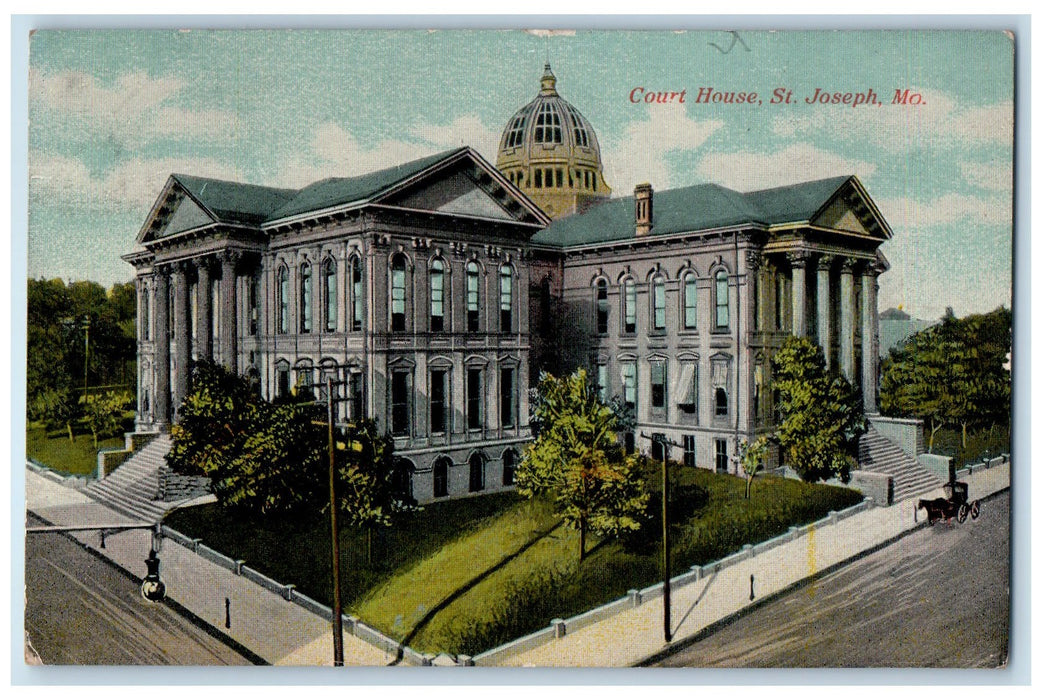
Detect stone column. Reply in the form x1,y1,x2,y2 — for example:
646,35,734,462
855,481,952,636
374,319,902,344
153,266,172,429
787,251,809,337
172,262,191,415
196,257,212,361
861,264,881,412
816,255,833,369
839,258,856,381
220,250,239,374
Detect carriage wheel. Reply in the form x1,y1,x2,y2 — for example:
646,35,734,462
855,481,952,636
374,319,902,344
957,504,969,523
971,500,981,519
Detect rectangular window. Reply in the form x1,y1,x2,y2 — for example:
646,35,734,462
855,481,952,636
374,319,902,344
684,275,697,329
324,265,336,332
500,268,513,332
348,372,363,420
715,439,729,474
466,265,480,332
678,362,697,415
684,435,696,468
351,260,363,332
621,361,637,409
653,279,666,330
391,371,410,436
500,367,515,428
650,360,666,409
276,367,290,399
249,274,260,336
430,370,448,434
596,363,608,403
650,432,666,462
467,369,482,430
391,265,406,332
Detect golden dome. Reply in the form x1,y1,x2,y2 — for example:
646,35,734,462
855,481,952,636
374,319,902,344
496,63,611,219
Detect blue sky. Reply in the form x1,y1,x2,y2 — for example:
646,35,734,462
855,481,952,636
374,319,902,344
27,29,1013,320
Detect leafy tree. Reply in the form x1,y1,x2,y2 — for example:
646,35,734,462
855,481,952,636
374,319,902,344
81,391,133,449
738,435,771,499
517,369,649,563
879,307,1011,450
772,337,865,483
334,419,411,565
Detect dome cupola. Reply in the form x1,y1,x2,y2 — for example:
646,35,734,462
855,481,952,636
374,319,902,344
496,63,611,219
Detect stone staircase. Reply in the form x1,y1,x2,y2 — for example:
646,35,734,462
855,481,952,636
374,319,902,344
858,426,944,503
82,434,173,523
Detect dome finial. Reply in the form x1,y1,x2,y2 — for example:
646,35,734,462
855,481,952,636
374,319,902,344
540,61,557,96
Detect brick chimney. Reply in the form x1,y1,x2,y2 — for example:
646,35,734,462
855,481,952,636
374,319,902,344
634,183,653,237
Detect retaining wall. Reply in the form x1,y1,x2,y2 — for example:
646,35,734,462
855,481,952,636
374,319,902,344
867,414,925,458
472,497,875,666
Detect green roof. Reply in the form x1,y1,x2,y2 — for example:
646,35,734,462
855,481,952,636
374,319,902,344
172,174,298,225
532,175,853,247
171,147,469,226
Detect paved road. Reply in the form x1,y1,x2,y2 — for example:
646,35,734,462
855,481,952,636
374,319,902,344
25,515,254,665
653,490,1010,668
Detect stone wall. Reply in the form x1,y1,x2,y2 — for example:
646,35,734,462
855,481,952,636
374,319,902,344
157,464,212,503
867,414,924,458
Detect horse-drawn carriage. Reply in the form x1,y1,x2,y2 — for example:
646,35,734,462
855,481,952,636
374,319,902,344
917,480,982,525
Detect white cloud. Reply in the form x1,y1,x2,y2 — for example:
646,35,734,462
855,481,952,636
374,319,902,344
602,103,724,194
29,152,243,212
278,115,501,188
695,143,877,191
770,89,1012,150
30,69,243,142
877,192,1012,230
959,160,1012,192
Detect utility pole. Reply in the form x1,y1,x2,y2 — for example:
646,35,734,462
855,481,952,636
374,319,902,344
641,432,683,643
326,375,344,666
83,314,90,402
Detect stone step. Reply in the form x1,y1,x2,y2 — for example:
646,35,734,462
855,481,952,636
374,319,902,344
858,426,943,502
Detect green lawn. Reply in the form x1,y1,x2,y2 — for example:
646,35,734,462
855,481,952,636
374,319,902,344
165,461,861,656
26,425,124,476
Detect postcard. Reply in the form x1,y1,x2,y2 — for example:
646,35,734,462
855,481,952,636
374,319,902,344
23,28,1013,669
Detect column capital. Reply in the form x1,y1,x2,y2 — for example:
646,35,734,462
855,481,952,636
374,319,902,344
861,261,886,278
839,257,859,273
785,250,811,269
219,248,243,267
817,254,836,271
744,249,763,272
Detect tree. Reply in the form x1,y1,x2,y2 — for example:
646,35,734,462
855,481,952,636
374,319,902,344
334,418,411,566
81,390,133,449
517,369,649,563
879,307,1011,451
772,337,865,483
738,435,771,499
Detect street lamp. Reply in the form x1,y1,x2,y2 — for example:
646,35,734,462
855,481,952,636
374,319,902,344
140,549,166,602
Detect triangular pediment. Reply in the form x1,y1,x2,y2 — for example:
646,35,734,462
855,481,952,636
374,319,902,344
811,180,892,240
136,179,218,244
389,170,520,222
376,148,551,226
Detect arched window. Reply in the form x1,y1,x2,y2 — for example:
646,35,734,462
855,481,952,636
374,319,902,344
430,259,445,332
299,262,312,333
322,258,337,332
433,457,451,498
276,265,289,334
141,288,150,341
652,274,666,331
623,278,636,334
392,458,414,504
715,270,730,329
683,272,698,330
469,453,486,492
466,261,480,332
390,254,407,332
502,450,516,486
350,255,363,332
499,265,513,332
595,278,609,334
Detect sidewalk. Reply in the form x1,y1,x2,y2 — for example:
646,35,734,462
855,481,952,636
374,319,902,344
25,468,396,666
491,462,1010,667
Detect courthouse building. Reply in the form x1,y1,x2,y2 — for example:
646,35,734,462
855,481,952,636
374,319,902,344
125,63,892,501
